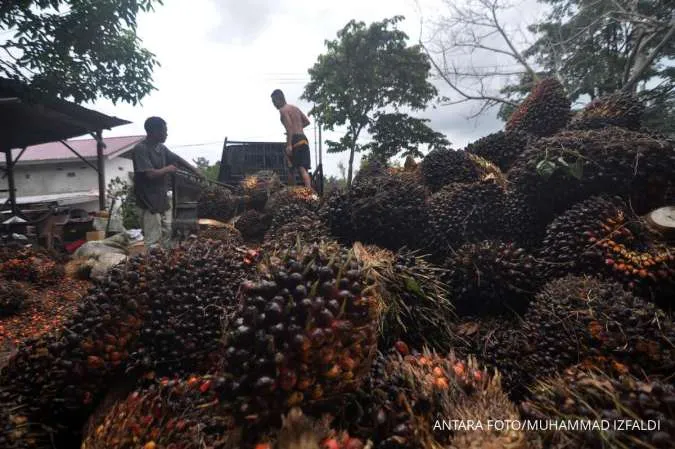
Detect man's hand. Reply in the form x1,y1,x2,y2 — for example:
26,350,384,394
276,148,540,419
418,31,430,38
164,164,178,174
285,145,293,159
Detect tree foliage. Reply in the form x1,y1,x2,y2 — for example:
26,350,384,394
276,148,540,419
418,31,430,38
363,112,450,162
0,0,163,105
303,16,438,185
192,157,220,181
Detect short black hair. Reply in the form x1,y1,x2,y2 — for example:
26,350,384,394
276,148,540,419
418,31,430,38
271,89,285,101
144,116,166,134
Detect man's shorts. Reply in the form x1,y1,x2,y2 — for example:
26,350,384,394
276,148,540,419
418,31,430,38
290,133,311,170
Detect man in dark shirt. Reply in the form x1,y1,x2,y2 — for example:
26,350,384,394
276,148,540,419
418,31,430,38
132,116,203,248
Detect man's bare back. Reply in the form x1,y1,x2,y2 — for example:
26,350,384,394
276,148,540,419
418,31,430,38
279,104,310,135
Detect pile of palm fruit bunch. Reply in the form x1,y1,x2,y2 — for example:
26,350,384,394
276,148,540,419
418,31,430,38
568,90,645,131
521,366,674,448
0,247,65,286
0,239,259,448
505,77,571,137
197,184,239,222
240,170,282,211
344,347,540,449
221,241,381,427
353,243,454,353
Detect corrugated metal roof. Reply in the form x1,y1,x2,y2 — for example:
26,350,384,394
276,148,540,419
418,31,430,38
0,135,144,164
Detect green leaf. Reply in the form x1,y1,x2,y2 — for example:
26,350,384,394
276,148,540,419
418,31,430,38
569,158,584,180
536,159,556,179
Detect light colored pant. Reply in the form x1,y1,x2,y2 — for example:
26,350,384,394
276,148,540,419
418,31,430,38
139,207,172,249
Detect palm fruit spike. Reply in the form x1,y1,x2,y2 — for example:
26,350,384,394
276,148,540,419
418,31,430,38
235,209,273,242
353,243,455,353
223,241,380,425
505,78,570,137
419,148,480,192
426,181,505,260
265,186,320,213
80,374,241,449
352,349,536,449
507,127,675,220
241,170,282,211
539,195,675,306
348,170,430,251
465,130,530,172
0,240,258,448
198,184,239,222
444,240,539,317
521,366,675,449
518,275,675,390
568,90,645,131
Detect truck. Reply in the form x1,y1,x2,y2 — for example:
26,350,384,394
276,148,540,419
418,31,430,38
217,138,324,195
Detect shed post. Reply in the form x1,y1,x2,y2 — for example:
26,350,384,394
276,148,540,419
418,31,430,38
4,148,18,215
95,130,106,211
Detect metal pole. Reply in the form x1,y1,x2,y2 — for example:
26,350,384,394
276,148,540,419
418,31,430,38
95,130,106,211
4,149,18,215
318,122,322,167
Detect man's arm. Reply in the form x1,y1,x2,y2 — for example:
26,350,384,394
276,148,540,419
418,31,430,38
167,150,205,178
301,111,310,128
280,111,293,151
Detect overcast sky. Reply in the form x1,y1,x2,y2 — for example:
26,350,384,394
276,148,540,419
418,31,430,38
87,0,548,178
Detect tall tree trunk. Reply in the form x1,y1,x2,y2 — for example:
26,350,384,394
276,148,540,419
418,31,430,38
347,145,356,187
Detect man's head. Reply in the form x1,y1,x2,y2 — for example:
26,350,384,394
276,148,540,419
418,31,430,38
144,116,168,143
271,89,286,109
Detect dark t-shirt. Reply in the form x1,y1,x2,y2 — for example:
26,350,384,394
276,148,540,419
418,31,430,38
132,140,179,213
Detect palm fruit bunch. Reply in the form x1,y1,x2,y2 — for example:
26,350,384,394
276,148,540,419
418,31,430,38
505,77,571,137
319,189,355,245
353,158,390,186
0,393,52,449
426,181,504,259
241,170,282,211
507,127,675,221
80,374,241,449
419,148,480,192
568,90,645,131
222,241,380,425
350,348,535,449
539,195,675,304
497,191,542,248
198,223,245,246
0,240,258,448
265,186,320,214
0,281,28,316
348,172,429,251
353,243,454,353
517,275,675,391
443,240,539,316
235,209,273,242
465,130,530,172
198,184,238,222
1,258,38,283
263,208,331,252
521,366,675,449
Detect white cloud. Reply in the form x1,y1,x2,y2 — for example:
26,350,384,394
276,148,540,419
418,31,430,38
88,0,541,178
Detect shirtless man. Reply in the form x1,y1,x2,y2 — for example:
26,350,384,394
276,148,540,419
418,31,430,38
271,89,312,188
